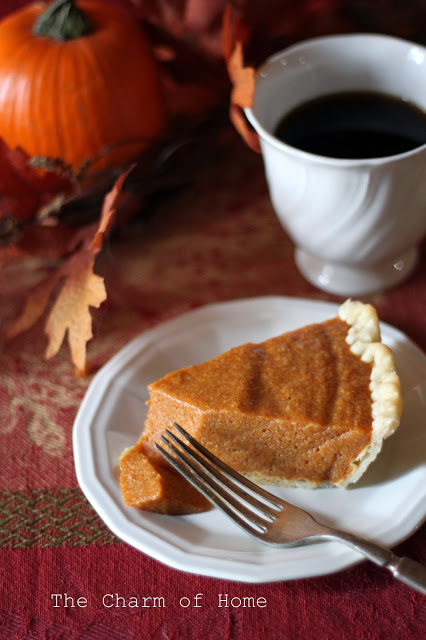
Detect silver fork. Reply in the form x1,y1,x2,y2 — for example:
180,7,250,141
156,423,426,594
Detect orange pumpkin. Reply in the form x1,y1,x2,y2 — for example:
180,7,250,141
0,0,167,172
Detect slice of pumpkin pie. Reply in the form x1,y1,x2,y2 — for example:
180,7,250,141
120,300,402,514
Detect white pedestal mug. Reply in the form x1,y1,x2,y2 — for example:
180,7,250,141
245,34,426,295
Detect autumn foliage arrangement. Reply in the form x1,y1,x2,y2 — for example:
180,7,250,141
0,0,252,373
1,0,424,372
0,0,170,373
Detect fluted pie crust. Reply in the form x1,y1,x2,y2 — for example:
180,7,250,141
119,300,402,514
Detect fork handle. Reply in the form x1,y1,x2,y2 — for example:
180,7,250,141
329,531,426,595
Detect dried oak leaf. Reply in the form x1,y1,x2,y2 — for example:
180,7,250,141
8,167,132,374
222,6,260,152
44,244,106,375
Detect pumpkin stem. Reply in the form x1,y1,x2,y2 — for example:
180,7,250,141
33,0,93,41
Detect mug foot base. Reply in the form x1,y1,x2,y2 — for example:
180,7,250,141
295,247,418,296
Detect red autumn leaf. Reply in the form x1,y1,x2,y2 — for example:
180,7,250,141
0,224,76,263
0,139,76,223
0,244,30,265
8,167,133,374
131,0,232,116
221,3,250,63
133,0,228,58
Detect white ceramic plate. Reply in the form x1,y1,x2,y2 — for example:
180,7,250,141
73,296,426,583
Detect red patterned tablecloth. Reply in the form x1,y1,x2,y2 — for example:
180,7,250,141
2,130,425,640
1,2,426,639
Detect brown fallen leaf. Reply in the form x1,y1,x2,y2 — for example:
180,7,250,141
222,6,260,152
8,166,133,373
227,41,255,109
229,102,260,152
90,167,133,252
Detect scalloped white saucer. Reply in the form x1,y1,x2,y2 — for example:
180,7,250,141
73,296,426,583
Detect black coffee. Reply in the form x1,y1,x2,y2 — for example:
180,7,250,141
274,91,426,159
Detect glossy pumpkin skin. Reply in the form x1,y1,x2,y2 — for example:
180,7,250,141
0,1,167,171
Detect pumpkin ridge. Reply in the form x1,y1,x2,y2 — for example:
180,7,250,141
3,37,41,153
78,36,111,167
35,44,59,158
52,41,69,164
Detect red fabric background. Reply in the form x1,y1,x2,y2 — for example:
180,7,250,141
1,543,426,640
0,2,425,639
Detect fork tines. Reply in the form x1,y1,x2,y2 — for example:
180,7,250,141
156,423,283,535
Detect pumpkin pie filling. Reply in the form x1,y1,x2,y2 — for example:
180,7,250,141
120,301,402,514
